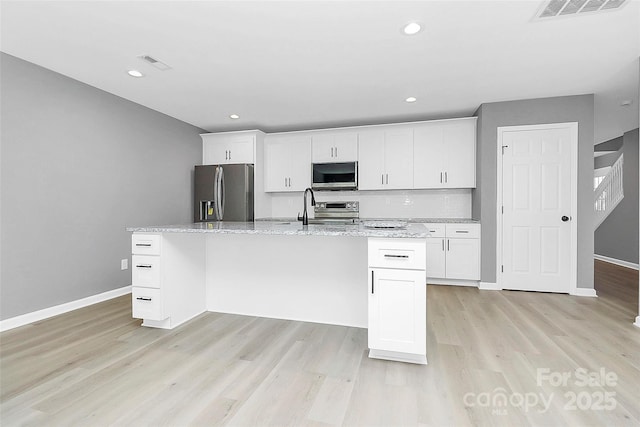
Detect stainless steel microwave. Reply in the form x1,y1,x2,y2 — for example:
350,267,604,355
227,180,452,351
312,162,358,190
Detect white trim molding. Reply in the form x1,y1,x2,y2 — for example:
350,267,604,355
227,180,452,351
427,278,479,287
594,254,639,271
570,288,597,297
479,282,501,291
0,286,132,332
634,317,640,328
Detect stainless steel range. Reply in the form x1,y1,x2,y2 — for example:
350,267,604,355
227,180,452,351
312,201,359,224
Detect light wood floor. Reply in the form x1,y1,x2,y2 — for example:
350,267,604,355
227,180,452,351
1,260,639,426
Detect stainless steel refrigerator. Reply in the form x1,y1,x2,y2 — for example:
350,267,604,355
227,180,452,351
194,164,254,222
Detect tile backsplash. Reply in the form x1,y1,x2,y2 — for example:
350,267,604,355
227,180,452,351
266,189,472,219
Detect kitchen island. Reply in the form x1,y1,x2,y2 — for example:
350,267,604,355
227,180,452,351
127,220,478,364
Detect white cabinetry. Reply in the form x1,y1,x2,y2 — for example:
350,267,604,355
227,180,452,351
368,238,427,364
265,134,311,192
131,233,207,329
424,223,481,282
312,132,358,163
414,118,476,188
359,128,413,190
131,233,166,323
202,132,255,165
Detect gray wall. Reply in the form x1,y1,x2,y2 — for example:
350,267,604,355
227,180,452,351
472,95,595,289
595,128,639,264
0,53,204,320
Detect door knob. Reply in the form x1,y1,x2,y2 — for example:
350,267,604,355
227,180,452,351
561,216,570,222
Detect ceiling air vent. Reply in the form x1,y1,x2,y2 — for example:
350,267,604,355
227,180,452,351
537,0,628,19
138,55,172,71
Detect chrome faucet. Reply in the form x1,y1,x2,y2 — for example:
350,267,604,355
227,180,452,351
297,187,316,225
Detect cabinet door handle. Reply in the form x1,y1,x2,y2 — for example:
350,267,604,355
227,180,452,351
440,172,443,183
442,239,445,251
335,146,338,157
135,264,152,268
445,171,448,183
135,243,152,247
381,174,384,185
386,174,389,184
456,230,469,233
447,239,450,251
136,297,152,301
331,147,334,157
284,177,287,187
225,150,228,160
384,254,409,258
371,270,374,294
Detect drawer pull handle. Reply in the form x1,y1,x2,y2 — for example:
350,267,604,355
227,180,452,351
384,254,409,258
136,297,152,301
455,230,469,233
136,264,152,268
135,243,152,247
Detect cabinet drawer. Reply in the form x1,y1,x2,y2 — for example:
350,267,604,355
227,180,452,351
132,255,161,288
368,238,426,270
445,224,480,239
423,223,445,238
132,234,161,255
132,287,165,321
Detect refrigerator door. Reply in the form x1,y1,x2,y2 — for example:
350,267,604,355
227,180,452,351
194,165,217,222
218,164,254,221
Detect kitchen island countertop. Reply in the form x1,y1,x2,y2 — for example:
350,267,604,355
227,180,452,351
127,220,434,238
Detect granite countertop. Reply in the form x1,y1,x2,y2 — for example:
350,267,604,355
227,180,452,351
258,217,479,224
127,221,440,238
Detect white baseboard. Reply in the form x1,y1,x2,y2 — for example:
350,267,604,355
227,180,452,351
635,317,640,329
479,282,501,291
571,288,598,297
0,286,132,332
427,278,479,287
594,254,639,270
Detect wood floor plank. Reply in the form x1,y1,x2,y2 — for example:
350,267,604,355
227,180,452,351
1,261,638,426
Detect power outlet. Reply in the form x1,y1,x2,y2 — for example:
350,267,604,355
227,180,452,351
121,259,128,270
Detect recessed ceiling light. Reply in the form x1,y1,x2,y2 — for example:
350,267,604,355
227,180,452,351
229,114,240,119
620,100,633,107
403,22,422,35
405,97,417,103
127,70,144,78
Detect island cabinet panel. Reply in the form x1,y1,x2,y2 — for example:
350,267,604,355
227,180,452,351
202,132,255,165
312,132,358,163
367,237,427,364
131,233,206,329
413,118,476,189
264,134,312,192
358,128,413,190
368,268,426,355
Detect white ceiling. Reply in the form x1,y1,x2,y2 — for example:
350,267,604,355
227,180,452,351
1,1,639,143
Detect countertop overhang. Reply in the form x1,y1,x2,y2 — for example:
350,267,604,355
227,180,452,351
127,218,478,239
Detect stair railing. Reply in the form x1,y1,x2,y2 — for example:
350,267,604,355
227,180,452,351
594,153,624,229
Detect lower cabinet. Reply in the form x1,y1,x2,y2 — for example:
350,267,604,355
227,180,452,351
367,238,427,365
424,223,481,282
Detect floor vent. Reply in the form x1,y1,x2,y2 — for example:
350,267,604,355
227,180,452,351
138,55,172,71
537,0,628,19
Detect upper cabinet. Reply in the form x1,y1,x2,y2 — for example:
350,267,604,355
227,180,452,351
311,132,358,163
358,127,414,190
413,118,476,189
264,134,311,192
202,132,256,165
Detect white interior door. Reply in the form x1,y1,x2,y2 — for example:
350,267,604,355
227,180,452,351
500,125,575,293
